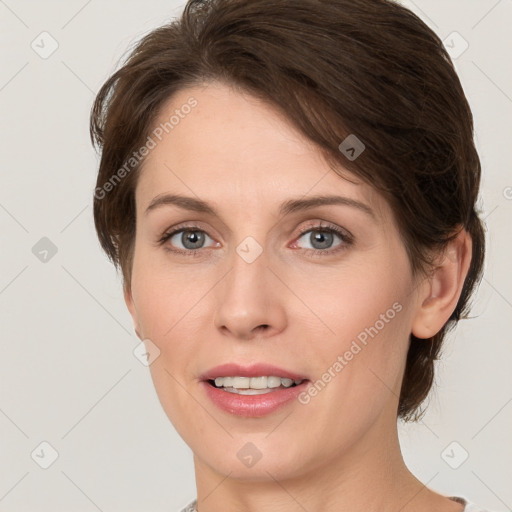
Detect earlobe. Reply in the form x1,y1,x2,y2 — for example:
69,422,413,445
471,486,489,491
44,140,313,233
123,285,142,340
412,228,473,339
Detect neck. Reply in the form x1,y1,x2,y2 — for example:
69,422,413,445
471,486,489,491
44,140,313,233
192,407,442,512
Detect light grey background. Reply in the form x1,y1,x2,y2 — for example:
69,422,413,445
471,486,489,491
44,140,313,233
0,1,511,511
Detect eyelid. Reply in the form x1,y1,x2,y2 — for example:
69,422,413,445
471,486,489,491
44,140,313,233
293,221,353,244
157,220,213,241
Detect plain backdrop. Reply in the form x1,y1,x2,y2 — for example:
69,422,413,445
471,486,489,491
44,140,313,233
0,1,511,511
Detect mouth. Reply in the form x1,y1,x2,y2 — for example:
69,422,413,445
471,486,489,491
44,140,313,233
199,363,311,416
205,376,307,395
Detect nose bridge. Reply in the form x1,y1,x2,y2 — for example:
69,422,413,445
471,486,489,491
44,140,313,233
213,235,286,338
224,235,270,311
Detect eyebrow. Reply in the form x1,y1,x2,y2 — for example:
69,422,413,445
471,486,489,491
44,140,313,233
144,193,375,219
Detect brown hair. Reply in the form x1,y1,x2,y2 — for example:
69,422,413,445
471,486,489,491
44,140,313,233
90,0,485,422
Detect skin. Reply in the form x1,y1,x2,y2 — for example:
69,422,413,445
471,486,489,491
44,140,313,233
124,81,472,512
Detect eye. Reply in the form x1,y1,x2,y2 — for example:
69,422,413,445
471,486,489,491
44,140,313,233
158,224,218,254
292,222,352,255
157,221,353,257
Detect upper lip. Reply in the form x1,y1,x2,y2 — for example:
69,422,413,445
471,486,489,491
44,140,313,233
200,363,309,381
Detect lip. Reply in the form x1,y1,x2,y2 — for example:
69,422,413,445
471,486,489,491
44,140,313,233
199,363,310,417
199,362,308,381
200,379,310,417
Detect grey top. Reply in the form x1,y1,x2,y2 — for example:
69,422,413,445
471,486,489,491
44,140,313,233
179,496,493,511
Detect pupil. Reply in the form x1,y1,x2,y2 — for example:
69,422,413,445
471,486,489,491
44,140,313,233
311,230,333,249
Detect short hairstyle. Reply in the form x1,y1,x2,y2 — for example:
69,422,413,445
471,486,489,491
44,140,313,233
90,0,485,422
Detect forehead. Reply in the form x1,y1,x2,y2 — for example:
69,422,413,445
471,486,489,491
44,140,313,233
136,81,387,221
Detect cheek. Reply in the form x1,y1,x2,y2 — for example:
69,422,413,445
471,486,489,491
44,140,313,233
296,258,408,341
129,251,214,427
291,278,412,452
130,244,210,337
295,259,413,398
131,268,204,380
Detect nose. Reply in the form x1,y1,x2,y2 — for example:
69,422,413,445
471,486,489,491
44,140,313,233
213,246,287,340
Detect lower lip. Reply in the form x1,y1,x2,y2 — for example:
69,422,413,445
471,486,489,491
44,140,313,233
200,380,310,417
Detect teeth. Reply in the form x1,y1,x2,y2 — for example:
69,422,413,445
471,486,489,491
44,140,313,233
213,376,304,390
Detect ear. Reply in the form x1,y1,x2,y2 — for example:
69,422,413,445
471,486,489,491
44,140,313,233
411,228,473,339
124,285,143,340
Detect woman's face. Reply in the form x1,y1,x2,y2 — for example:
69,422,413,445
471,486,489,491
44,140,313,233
125,81,426,480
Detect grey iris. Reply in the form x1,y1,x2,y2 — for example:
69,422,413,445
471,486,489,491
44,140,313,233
310,230,333,249
182,230,205,249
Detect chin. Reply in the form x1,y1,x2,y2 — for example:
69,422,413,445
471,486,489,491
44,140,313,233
193,435,314,482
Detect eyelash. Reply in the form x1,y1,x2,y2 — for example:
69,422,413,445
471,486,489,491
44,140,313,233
157,221,353,258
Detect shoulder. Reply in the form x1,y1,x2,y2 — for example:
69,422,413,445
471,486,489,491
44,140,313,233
465,504,496,512
451,496,496,512
179,498,197,512
178,497,496,512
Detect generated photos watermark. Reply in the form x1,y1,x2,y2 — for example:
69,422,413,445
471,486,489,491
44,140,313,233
298,301,403,404
94,97,198,200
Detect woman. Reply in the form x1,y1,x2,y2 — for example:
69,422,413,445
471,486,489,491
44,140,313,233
90,0,490,510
